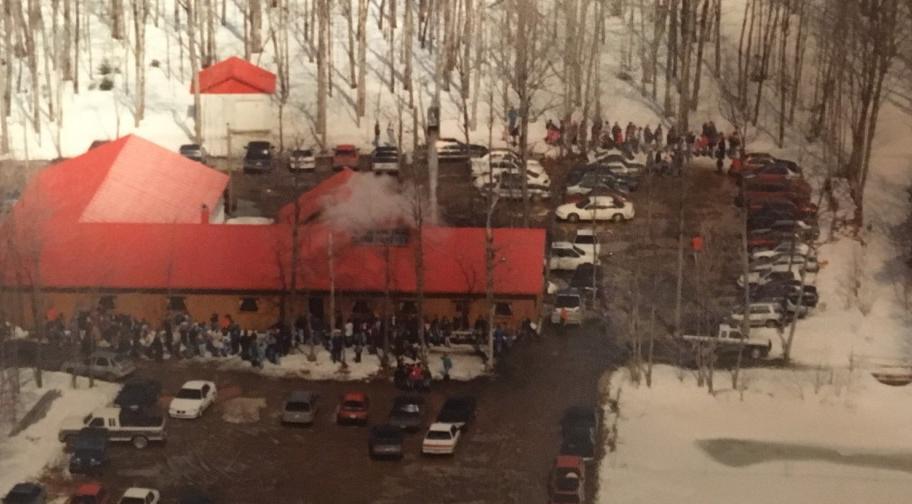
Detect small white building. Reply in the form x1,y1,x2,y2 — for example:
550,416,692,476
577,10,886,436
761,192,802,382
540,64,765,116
193,57,276,157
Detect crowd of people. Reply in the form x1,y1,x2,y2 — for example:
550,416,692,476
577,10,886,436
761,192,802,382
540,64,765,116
25,305,535,372
544,116,744,174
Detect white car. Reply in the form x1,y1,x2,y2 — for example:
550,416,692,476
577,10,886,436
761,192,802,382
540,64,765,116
549,242,596,271
475,173,550,200
288,148,316,171
118,487,160,504
751,241,814,261
729,302,786,328
737,269,801,289
422,422,461,455
573,229,601,257
169,380,217,419
555,196,634,223
588,147,648,167
472,158,550,187
551,289,584,326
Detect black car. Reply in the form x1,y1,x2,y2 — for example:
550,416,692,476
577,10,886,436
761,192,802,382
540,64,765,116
114,377,162,412
570,263,603,298
68,429,108,476
388,395,425,432
243,141,275,173
368,424,405,459
561,406,600,438
436,396,477,430
560,424,596,462
178,144,208,164
2,483,46,504
753,282,819,308
567,164,639,190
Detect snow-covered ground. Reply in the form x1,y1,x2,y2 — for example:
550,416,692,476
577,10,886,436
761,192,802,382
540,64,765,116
598,365,912,504
186,345,488,382
0,372,119,497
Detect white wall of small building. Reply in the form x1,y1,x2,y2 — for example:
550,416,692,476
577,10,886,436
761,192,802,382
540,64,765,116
201,94,275,157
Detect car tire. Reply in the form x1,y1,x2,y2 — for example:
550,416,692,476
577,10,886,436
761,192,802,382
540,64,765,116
567,213,580,223
750,347,762,360
765,320,779,329
611,213,624,223
132,436,149,449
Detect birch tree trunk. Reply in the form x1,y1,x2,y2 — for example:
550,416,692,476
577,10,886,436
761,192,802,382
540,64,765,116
689,0,710,111
344,0,356,87
112,0,125,39
356,0,367,120
403,0,413,101
62,0,73,81
677,0,693,130
249,0,262,53
187,0,202,143
317,0,328,147
133,0,148,127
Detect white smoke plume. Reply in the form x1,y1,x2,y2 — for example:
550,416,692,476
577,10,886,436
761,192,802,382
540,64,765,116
319,173,436,234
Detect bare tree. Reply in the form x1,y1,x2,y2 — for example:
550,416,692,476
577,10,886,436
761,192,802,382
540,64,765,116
132,0,149,127
249,0,263,53
269,0,291,149
317,0,329,147
112,0,125,39
182,0,203,143
356,0,367,121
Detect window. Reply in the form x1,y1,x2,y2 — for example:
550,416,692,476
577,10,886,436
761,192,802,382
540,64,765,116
239,298,259,312
352,300,371,314
95,358,109,367
495,302,513,316
167,296,187,311
98,295,116,310
88,417,103,428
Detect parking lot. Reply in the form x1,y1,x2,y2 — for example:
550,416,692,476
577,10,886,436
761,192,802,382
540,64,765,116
24,150,748,503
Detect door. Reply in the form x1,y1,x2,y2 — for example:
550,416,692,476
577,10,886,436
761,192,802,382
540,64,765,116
309,297,325,322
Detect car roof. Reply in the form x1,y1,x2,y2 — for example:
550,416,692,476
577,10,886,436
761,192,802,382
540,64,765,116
123,488,156,498
75,483,104,496
287,390,316,401
428,422,456,431
180,380,211,390
9,483,42,495
342,391,367,401
555,455,585,469
335,144,357,149
575,229,595,237
556,288,582,296
551,241,576,249
247,140,272,147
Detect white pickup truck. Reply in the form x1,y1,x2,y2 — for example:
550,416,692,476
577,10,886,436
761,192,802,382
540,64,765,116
682,323,772,360
59,407,167,449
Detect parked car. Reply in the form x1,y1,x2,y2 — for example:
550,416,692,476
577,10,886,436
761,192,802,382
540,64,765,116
3,483,46,504
168,380,217,419
729,152,775,176
741,160,802,182
549,455,585,504
588,147,648,167
422,422,461,455
738,268,801,289
476,172,551,200
117,488,160,504
751,241,815,261
736,180,812,207
288,148,316,171
368,424,405,459
570,263,603,298
435,396,477,430
371,146,400,174
243,141,276,173
473,157,551,186
435,138,488,160
69,483,110,504
59,407,167,449
748,198,819,220
551,289,584,326
68,429,108,476
336,392,370,425
388,395,425,432
282,390,318,425
114,378,161,412
549,242,596,271
751,253,820,274
752,282,819,308
555,195,634,223
61,351,136,381
332,144,360,170
565,170,635,196
729,302,786,328
573,229,601,257
751,219,819,242
178,144,208,165
681,323,772,361
559,408,597,462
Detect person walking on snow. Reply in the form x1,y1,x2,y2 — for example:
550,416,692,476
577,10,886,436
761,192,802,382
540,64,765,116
386,122,396,147
373,120,381,147
611,122,623,145
441,354,453,381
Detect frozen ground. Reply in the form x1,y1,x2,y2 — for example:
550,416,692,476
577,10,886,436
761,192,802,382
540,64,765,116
0,372,118,497
598,365,912,504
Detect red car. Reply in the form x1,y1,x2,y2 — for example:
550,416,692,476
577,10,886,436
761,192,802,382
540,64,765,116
549,455,585,504
729,152,774,177
741,160,802,182
336,392,369,425
70,483,110,504
332,144,360,171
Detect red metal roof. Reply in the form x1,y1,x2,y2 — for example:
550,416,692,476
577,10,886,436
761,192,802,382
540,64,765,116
276,168,355,225
9,135,228,226
192,57,277,94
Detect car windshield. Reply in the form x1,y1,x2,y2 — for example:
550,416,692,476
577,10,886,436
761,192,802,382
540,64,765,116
293,149,312,156
246,143,271,158
575,200,589,209
556,295,581,308
343,400,365,409
285,401,311,412
575,235,595,245
426,430,452,440
177,388,203,400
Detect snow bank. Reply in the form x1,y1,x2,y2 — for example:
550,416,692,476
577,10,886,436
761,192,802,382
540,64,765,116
598,365,912,504
188,346,487,382
0,372,119,497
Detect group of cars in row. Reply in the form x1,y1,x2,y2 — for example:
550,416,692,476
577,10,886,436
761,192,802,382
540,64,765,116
546,406,601,503
286,390,477,458
177,142,400,174
3,483,165,504
730,153,821,329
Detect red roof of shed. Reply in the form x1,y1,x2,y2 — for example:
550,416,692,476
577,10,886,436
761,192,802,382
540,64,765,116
192,57,277,94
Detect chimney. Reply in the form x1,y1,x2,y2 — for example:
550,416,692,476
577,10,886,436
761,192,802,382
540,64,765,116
200,204,210,224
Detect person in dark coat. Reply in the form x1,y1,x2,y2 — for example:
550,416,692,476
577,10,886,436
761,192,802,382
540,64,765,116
716,134,727,173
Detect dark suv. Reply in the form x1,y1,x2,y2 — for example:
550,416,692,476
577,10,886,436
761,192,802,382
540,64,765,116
243,141,276,173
